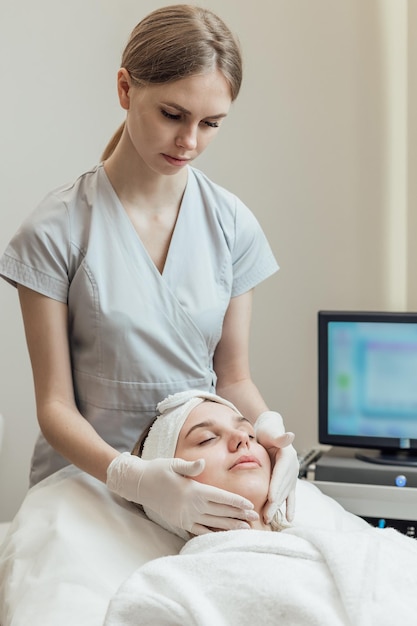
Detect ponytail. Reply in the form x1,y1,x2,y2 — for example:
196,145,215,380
101,122,125,161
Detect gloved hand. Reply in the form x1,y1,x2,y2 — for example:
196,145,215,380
107,452,259,535
255,411,298,523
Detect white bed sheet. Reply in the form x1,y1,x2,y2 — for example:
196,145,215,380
0,467,184,626
0,467,373,626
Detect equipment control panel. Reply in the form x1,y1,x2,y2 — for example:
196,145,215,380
298,447,417,539
310,478,417,539
362,516,416,538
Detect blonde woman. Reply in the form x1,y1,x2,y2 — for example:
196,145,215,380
0,5,298,536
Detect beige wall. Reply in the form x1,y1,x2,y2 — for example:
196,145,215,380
407,0,417,309
0,0,414,521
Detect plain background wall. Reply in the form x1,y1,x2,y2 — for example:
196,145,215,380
0,0,415,522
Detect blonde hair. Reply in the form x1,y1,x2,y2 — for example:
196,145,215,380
101,4,242,160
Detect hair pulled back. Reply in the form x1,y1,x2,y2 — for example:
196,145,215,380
101,4,242,160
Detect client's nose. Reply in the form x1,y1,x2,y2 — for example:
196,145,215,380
230,429,250,451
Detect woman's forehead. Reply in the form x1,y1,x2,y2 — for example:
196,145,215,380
133,69,232,115
185,401,250,431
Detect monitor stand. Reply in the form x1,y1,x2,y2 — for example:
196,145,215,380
355,449,417,468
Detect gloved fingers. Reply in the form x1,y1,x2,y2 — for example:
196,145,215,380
263,445,299,523
171,457,206,477
264,489,296,524
268,448,297,499
196,499,259,523
257,431,295,450
268,470,293,508
255,410,285,439
189,523,213,536
193,481,257,514
263,499,280,525
172,462,258,517
275,431,295,448
108,453,263,535
284,489,296,523
192,515,252,533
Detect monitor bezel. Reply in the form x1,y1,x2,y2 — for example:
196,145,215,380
318,310,417,453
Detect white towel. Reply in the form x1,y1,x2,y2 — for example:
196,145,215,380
142,389,240,461
104,524,417,625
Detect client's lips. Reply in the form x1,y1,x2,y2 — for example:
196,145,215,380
229,455,261,470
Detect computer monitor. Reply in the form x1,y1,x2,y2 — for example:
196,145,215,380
318,311,417,466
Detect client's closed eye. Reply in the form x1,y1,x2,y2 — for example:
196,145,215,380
198,436,216,446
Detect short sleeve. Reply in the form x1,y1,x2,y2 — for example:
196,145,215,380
187,167,279,299
230,196,279,297
0,193,71,302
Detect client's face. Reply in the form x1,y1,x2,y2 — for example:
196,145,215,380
175,402,271,513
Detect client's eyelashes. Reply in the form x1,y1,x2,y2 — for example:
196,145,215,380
198,436,216,446
197,431,254,446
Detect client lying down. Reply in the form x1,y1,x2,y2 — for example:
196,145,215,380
132,389,287,537
105,390,417,626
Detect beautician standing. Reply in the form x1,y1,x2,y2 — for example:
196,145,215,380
0,4,298,535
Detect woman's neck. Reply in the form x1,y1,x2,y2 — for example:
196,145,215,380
103,137,188,214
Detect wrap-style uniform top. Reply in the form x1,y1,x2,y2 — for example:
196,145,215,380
0,164,278,485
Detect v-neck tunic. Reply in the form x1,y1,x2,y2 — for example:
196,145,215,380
0,164,278,485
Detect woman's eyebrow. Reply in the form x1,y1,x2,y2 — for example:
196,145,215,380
236,416,252,426
162,101,228,119
184,420,214,439
184,415,252,439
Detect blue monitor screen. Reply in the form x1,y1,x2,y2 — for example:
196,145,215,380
328,321,417,441
318,311,417,462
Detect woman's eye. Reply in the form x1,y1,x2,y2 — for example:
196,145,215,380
198,436,216,446
203,120,219,128
161,109,180,121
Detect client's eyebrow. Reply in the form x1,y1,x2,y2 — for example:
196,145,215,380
184,415,252,439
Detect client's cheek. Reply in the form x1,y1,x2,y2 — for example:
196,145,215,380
257,447,272,473
190,475,205,484
191,466,218,487
187,469,210,485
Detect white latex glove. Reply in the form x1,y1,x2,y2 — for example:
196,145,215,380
107,452,259,535
255,411,298,523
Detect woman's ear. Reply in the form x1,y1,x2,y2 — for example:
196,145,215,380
117,68,132,110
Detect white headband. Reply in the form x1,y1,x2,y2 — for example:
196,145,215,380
141,389,241,539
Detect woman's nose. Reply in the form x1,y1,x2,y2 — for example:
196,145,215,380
229,430,250,451
175,124,198,150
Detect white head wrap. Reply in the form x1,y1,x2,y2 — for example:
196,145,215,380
142,390,240,462
140,389,241,539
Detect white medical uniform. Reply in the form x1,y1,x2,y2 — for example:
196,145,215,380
0,164,278,485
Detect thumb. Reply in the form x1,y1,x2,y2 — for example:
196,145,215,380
171,457,206,477
262,431,295,449
274,432,295,448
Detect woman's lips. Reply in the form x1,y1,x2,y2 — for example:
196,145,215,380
229,455,261,470
162,154,190,167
